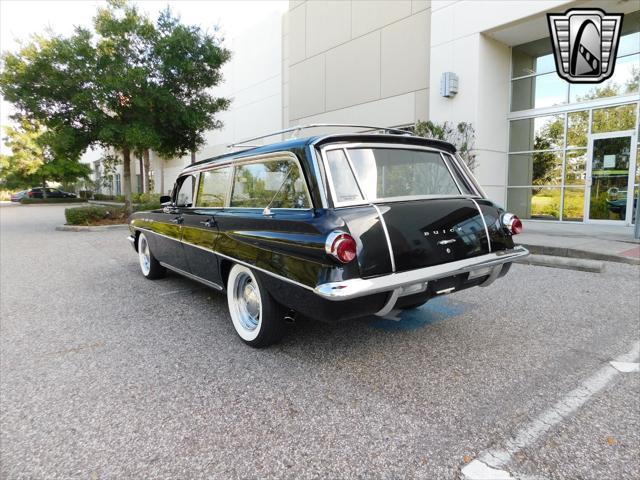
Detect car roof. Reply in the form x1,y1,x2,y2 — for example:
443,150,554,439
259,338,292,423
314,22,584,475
183,133,457,174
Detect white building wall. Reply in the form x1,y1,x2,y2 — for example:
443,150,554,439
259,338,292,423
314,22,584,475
285,0,431,127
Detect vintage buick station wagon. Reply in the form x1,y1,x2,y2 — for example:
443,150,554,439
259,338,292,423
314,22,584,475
128,125,528,347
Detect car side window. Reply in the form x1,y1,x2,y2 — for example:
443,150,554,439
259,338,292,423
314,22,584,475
196,167,232,207
175,175,195,207
230,158,310,209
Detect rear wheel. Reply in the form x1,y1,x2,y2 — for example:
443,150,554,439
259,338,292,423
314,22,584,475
227,264,285,347
137,233,166,279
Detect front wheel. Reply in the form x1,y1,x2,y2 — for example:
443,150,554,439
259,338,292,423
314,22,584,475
227,264,285,347
137,232,166,279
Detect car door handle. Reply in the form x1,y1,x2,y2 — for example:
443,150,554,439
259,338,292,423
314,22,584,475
199,218,216,228
171,216,183,224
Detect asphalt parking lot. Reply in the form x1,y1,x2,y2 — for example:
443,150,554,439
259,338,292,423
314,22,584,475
1,204,639,479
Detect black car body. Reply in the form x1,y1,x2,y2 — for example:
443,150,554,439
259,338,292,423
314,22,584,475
128,128,528,346
26,187,77,199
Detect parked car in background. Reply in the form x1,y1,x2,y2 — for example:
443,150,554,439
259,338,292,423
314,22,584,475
26,187,77,199
128,124,529,347
10,190,28,202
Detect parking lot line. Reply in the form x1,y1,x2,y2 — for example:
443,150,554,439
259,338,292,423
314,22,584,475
462,341,640,480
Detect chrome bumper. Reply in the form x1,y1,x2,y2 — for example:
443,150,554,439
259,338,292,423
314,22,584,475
314,246,529,301
127,234,136,249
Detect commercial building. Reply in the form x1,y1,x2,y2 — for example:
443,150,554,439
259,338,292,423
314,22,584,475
88,0,639,226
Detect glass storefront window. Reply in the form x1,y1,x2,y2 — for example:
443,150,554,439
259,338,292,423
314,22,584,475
509,115,564,152
511,37,555,78
562,188,585,222
567,111,588,148
564,149,587,185
592,104,638,133
508,152,563,186
507,187,561,221
511,73,568,111
569,54,640,103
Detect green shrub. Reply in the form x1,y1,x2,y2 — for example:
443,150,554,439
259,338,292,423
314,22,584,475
115,195,125,202
136,192,161,204
133,202,161,212
20,197,85,204
65,205,128,225
93,193,115,201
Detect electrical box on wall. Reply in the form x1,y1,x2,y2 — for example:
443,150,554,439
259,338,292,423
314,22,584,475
440,72,459,97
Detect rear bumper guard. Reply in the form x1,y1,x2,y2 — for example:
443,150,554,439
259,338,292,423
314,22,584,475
314,246,529,301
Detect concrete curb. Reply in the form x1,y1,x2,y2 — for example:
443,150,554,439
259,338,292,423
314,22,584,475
55,224,129,232
515,254,604,273
518,243,640,266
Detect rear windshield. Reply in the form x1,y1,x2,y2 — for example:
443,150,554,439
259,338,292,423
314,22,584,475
326,147,467,204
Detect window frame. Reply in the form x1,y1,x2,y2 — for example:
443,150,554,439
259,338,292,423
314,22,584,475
184,151,313,211
173,174,196,208
194,166,233,208
320,143,482,208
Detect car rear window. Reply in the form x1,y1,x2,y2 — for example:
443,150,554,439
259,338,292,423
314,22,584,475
331,148,462,203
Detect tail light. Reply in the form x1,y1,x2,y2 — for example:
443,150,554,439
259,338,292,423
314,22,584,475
27,191,33,198
502,213,523,235
325,231,357,264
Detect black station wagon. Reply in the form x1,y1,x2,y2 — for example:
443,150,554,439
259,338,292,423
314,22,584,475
128,124,529,347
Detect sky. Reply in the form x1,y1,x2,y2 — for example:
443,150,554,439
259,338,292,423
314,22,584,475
0,0,287,153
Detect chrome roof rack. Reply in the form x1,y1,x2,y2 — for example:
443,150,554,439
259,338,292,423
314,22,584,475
227,123,412,149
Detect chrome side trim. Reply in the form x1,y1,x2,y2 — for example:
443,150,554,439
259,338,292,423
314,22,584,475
469,198,492,253
133,227,316,293
371,203,396,272
314,246,529,301
159,262,224,291
212,250,316,293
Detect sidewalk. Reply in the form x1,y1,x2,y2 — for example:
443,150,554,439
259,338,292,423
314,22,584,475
516,220,640,266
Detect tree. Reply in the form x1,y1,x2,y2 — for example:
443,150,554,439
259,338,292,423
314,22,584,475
0,0,230,210
0,120,90,191
413,120,477,171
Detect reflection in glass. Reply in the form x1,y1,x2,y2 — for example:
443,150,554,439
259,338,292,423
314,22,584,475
588,136,632,221
509,115,564,152
511,73,568,111
326,150,363,203
592,103,638,134
618,31,640,57
508,152,563,186
565,150,587,185
197,167,231,207
567,111,588,148
511,37,555,77
507,187,561,220
569,54,640,103
562,188,585,222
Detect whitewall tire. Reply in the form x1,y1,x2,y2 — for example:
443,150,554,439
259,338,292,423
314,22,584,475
137,233,166,279
227,264,285,347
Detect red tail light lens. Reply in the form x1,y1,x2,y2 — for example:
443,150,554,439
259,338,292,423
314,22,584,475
325,232,357,263
502,213,523,235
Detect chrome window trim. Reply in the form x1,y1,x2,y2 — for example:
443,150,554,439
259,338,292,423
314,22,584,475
307,145,329,208
182,151,314,210
132,227,316,292
439,152,464,195
319,142,484,207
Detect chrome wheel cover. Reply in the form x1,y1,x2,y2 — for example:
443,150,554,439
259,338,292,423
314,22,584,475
138,234,151,276
228,266,262,341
